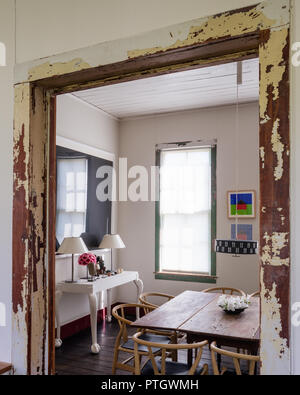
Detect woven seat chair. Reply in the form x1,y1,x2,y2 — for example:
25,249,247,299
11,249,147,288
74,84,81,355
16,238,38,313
202,287,246,296
112,303,176,374
133,332,209,376
211,342,260,375
139,292,174,313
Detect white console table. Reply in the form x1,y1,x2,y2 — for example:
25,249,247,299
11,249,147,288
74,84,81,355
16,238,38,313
55,271,143,354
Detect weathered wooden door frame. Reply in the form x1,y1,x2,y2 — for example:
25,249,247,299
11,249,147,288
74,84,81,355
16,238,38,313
12,0,291,375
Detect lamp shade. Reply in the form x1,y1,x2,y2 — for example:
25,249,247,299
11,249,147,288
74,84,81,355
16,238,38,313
99,234,125,249
57,237,88,254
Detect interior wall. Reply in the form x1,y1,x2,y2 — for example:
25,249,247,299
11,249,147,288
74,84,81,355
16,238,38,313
0,0,14,363
117,103,260,302
56,94,119,325
15,0,257,63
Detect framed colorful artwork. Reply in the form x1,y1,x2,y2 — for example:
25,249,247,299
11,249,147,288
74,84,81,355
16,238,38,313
227,190,256,219
231,224,253,241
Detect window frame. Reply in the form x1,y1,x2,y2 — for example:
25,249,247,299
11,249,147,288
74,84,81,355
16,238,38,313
155,143,217,283
56,157,88,243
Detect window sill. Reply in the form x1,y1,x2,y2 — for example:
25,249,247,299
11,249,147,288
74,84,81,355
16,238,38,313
155,271,217,284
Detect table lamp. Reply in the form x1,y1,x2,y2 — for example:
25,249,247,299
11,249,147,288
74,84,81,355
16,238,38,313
99,234,125,273
58,237,88,283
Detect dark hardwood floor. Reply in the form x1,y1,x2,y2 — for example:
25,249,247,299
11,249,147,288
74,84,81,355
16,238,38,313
55,317,247,375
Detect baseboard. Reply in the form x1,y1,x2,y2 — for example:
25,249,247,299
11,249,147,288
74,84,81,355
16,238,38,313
58,308,107,340
57,302,143,340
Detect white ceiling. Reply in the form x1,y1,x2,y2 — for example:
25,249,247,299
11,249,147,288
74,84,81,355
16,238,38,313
72,58,259,119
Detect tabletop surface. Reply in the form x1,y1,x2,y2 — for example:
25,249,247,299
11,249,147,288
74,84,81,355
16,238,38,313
132,290,260,343
56,270,139,294
132,290,216,331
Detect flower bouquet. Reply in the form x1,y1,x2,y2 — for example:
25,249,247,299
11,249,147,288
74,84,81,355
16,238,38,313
78,253,97,281
217,294,251,315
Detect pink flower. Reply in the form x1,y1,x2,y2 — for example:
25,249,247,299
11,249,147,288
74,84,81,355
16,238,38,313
78,253,97,266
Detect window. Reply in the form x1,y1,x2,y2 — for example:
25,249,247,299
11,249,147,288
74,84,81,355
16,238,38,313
155,144,216,283
56,158,88,244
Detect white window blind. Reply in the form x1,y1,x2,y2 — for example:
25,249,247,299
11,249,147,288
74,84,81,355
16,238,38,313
56,158,88,244
159,148,212,274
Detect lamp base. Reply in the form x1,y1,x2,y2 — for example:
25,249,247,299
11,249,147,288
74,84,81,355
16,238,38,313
65,280,78,284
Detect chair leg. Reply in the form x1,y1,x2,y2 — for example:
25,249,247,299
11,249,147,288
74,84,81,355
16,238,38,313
112,347,120,374
217,344,222,371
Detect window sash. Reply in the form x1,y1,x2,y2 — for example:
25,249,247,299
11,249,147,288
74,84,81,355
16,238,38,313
155,145,216,280
56,158,88,243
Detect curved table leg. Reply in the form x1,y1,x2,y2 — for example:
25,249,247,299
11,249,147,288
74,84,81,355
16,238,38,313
106,288,112,323
55,290,63,348
88,293,101,354
134,278,144,319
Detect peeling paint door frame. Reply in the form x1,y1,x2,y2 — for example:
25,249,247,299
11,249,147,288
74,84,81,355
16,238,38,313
12,0,291,375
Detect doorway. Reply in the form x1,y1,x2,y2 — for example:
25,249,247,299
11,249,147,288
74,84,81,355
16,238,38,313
12,0,290,375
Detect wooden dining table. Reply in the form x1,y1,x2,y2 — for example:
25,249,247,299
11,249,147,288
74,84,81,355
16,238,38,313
132,290,260,365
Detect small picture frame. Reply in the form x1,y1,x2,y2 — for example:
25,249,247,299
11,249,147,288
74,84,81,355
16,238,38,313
228,190,256,219
231,224,253,241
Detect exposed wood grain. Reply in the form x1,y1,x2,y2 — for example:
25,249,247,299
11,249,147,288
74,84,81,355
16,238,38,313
132,291,217,331
0,362,12,375
179,297,260,343
36,33,259,91
48,96,57,375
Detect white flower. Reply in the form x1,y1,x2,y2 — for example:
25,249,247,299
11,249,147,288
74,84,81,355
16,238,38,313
217,295,251,312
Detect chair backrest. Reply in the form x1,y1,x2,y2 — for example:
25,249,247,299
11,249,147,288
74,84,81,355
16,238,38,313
133,332,208,375
250,291,260,298
139,292,174,309
112,303,154,343
202,287,246,296
210,342,260,375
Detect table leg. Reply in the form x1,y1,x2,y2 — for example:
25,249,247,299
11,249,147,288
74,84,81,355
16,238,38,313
187,334,193,367
88,293,101,354
106,288,112,323
133,278,144,319
55,290,63,348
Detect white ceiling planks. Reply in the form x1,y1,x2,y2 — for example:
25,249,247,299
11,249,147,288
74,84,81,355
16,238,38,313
72,58,259,119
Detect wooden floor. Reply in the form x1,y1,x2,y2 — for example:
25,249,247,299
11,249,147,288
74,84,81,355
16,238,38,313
55,317,247,375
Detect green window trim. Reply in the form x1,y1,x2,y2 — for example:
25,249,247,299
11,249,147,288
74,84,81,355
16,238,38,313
155,145,217,284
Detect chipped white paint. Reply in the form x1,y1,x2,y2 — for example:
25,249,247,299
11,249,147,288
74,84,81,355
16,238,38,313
12,83,31,375
13,84,30,205
260,279,290,375
259,27,289,119
260,146,266,169
271,118,285,181
262,232,290,266
12,304,28,375
14,0,290,85
280,215,286,226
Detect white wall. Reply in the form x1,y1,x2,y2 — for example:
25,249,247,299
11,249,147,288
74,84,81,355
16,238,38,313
117,103,260,302
56,94,119,325
0,0,14,363
15,0,257,63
